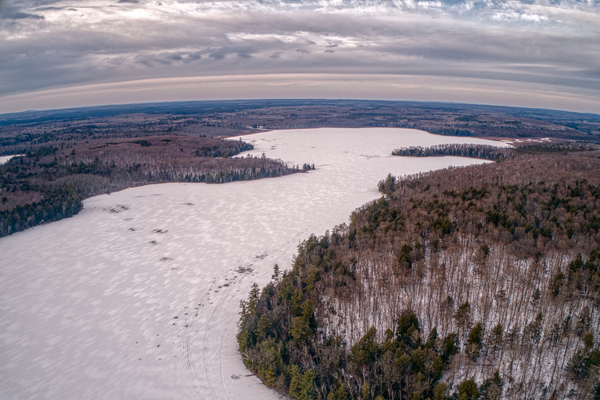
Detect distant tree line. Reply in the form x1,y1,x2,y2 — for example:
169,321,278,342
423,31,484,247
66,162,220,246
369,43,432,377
392,144,512,161
392,142,600,163
513,141,600,154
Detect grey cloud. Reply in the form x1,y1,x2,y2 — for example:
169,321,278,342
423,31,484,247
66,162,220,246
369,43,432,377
4,0,71,8
117,0,139,3
208,46,258,60
209,50,226,60
184,51,203,62
0,5,43,18
32,5,76,10
134,51,204,67
135,59,153,67
0,0,598,105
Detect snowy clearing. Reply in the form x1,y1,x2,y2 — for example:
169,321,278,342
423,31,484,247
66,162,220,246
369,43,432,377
0,154,23,165
0,128,507,399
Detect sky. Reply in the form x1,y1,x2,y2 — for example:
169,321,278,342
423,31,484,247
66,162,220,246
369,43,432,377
0,0,599,114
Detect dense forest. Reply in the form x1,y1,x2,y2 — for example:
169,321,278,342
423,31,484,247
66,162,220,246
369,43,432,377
392,142,600,162
392,144,512,161
1,101,599,154
0,136,300,237
238,151,600,400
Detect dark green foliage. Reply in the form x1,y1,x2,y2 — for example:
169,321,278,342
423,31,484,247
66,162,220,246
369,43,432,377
523,313,543,345
570,253,585,274
0,184,82,236
289,366,317,400
393,142,600,162
359,196,405,236
480,371,503,400
433,382,450,400
291,301,315,344
551,272,565,296
27,145,58,158
467,323,484,360
131,140,151,147
513,142,600,154
441,334,459,361
480,243,490,258
392,144,512,161
396,312,420,346
378,174,397,196
568,334,600,381
454,302,471,333
238,266,456,400
425,327,438,351
456,379,479,400
194,140,252,157
350,327,380,367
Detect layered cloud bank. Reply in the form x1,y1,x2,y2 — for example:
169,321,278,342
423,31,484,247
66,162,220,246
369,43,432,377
0,0,598,112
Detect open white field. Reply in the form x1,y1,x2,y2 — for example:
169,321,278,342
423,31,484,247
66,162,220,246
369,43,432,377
0,128,508,399
0,155,23,165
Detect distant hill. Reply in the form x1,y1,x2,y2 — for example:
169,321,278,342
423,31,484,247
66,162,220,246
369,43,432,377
1,100,599,142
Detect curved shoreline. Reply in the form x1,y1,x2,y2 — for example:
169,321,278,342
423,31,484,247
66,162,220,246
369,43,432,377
0,128,507,399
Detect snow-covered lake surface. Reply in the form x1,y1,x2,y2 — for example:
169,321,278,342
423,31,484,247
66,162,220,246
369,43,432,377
0,154,23,165
0,128,507,399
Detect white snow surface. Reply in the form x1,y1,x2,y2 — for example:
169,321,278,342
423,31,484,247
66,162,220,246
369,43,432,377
0,154,23,165
0,128,508,399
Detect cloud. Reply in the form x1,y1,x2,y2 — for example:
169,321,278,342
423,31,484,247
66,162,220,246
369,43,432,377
0,0,598,112
207,46,258,60
0,5,43,19
2,74,599,115
134,51,204,67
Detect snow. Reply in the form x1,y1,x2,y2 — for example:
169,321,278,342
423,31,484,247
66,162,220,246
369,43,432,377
0,128,508,399
0,154,23,165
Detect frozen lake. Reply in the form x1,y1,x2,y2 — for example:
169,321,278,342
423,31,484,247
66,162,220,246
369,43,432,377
0,128,507,399
0,154,23,165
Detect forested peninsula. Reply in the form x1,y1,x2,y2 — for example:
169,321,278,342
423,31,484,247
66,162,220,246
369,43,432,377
0,136,300,237
392,142,600,162
238,149,600,400
392,144,513,161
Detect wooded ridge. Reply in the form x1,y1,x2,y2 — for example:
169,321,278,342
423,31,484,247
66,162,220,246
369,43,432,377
392,142,600,161
239,151,600,400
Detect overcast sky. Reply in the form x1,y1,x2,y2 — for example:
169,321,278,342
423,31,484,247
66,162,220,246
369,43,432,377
0,0,598,113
